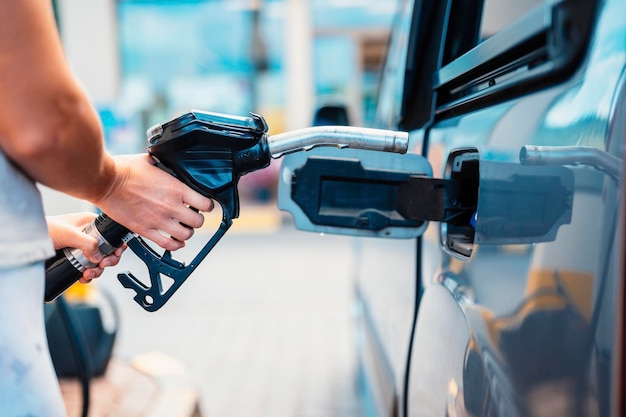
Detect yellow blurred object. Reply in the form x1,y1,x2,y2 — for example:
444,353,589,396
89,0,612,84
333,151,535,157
259,107,286,135
63,282,95,303
524,269,594,321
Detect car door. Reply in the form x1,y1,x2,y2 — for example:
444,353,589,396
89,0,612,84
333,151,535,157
406,0,625,416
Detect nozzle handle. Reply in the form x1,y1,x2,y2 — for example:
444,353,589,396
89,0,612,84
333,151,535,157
44,213,130,302
44,253,84,302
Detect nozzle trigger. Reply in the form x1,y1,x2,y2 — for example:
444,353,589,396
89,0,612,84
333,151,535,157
118,215,233,312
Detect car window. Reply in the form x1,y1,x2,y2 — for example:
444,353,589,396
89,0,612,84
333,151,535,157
395,0,548,131
480,0,543,39
434,0,599,118
374,0,414,129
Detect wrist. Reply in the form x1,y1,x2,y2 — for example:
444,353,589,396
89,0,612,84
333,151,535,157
89,154,128,208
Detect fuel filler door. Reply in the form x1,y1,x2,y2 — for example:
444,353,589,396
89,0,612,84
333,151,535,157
278,146,574,253
277,147,470,239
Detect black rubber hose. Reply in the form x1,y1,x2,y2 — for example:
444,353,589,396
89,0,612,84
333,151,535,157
45,253,83,303
56,295,92,417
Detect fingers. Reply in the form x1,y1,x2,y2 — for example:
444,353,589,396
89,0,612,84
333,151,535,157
173,208,205,232
79,268,102,283
79,244,126,284
47,212,98,250
142,228,186,252
99,245,125,268
141,211,205,250
68,232,101,263
182,187,214,214
97,153,217,252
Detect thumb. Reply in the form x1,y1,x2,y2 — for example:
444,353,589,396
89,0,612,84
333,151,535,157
49,223,100,262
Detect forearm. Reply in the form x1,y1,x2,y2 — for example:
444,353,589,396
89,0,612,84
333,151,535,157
3,95,117,202
0,0,116,202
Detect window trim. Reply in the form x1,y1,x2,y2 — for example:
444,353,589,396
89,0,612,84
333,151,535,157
397,0,450,131
434,5,550,91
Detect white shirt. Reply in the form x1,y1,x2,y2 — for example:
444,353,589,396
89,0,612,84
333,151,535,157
0,148,54,268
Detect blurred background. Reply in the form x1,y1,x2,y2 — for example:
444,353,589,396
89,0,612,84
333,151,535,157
43,0,399,212
42,1,401,416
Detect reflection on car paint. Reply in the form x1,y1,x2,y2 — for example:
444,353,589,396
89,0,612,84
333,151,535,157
415,0,625,411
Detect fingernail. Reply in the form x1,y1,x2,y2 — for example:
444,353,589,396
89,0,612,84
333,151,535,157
87,271,96,279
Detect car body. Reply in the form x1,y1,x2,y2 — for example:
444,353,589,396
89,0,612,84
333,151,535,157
278,0,625,416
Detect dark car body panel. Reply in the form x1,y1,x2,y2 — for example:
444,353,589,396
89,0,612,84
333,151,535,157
369,0,624,416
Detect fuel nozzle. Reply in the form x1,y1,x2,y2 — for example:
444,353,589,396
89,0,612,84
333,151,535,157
47,110,410,311
147,111,409,220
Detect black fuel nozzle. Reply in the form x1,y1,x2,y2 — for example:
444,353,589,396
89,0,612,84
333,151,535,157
46,110,408,311
146,111,271,220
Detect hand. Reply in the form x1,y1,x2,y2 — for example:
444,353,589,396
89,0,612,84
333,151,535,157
46,213,126,283
93,154,214,251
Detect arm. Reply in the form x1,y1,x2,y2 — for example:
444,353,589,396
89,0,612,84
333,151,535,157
0,0,111,198
0,0,213,250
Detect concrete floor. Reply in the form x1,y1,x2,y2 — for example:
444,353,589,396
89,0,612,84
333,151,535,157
95,216,366,417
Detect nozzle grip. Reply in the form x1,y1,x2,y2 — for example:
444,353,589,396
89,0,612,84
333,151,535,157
44,213,130,302
44,251,84,302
